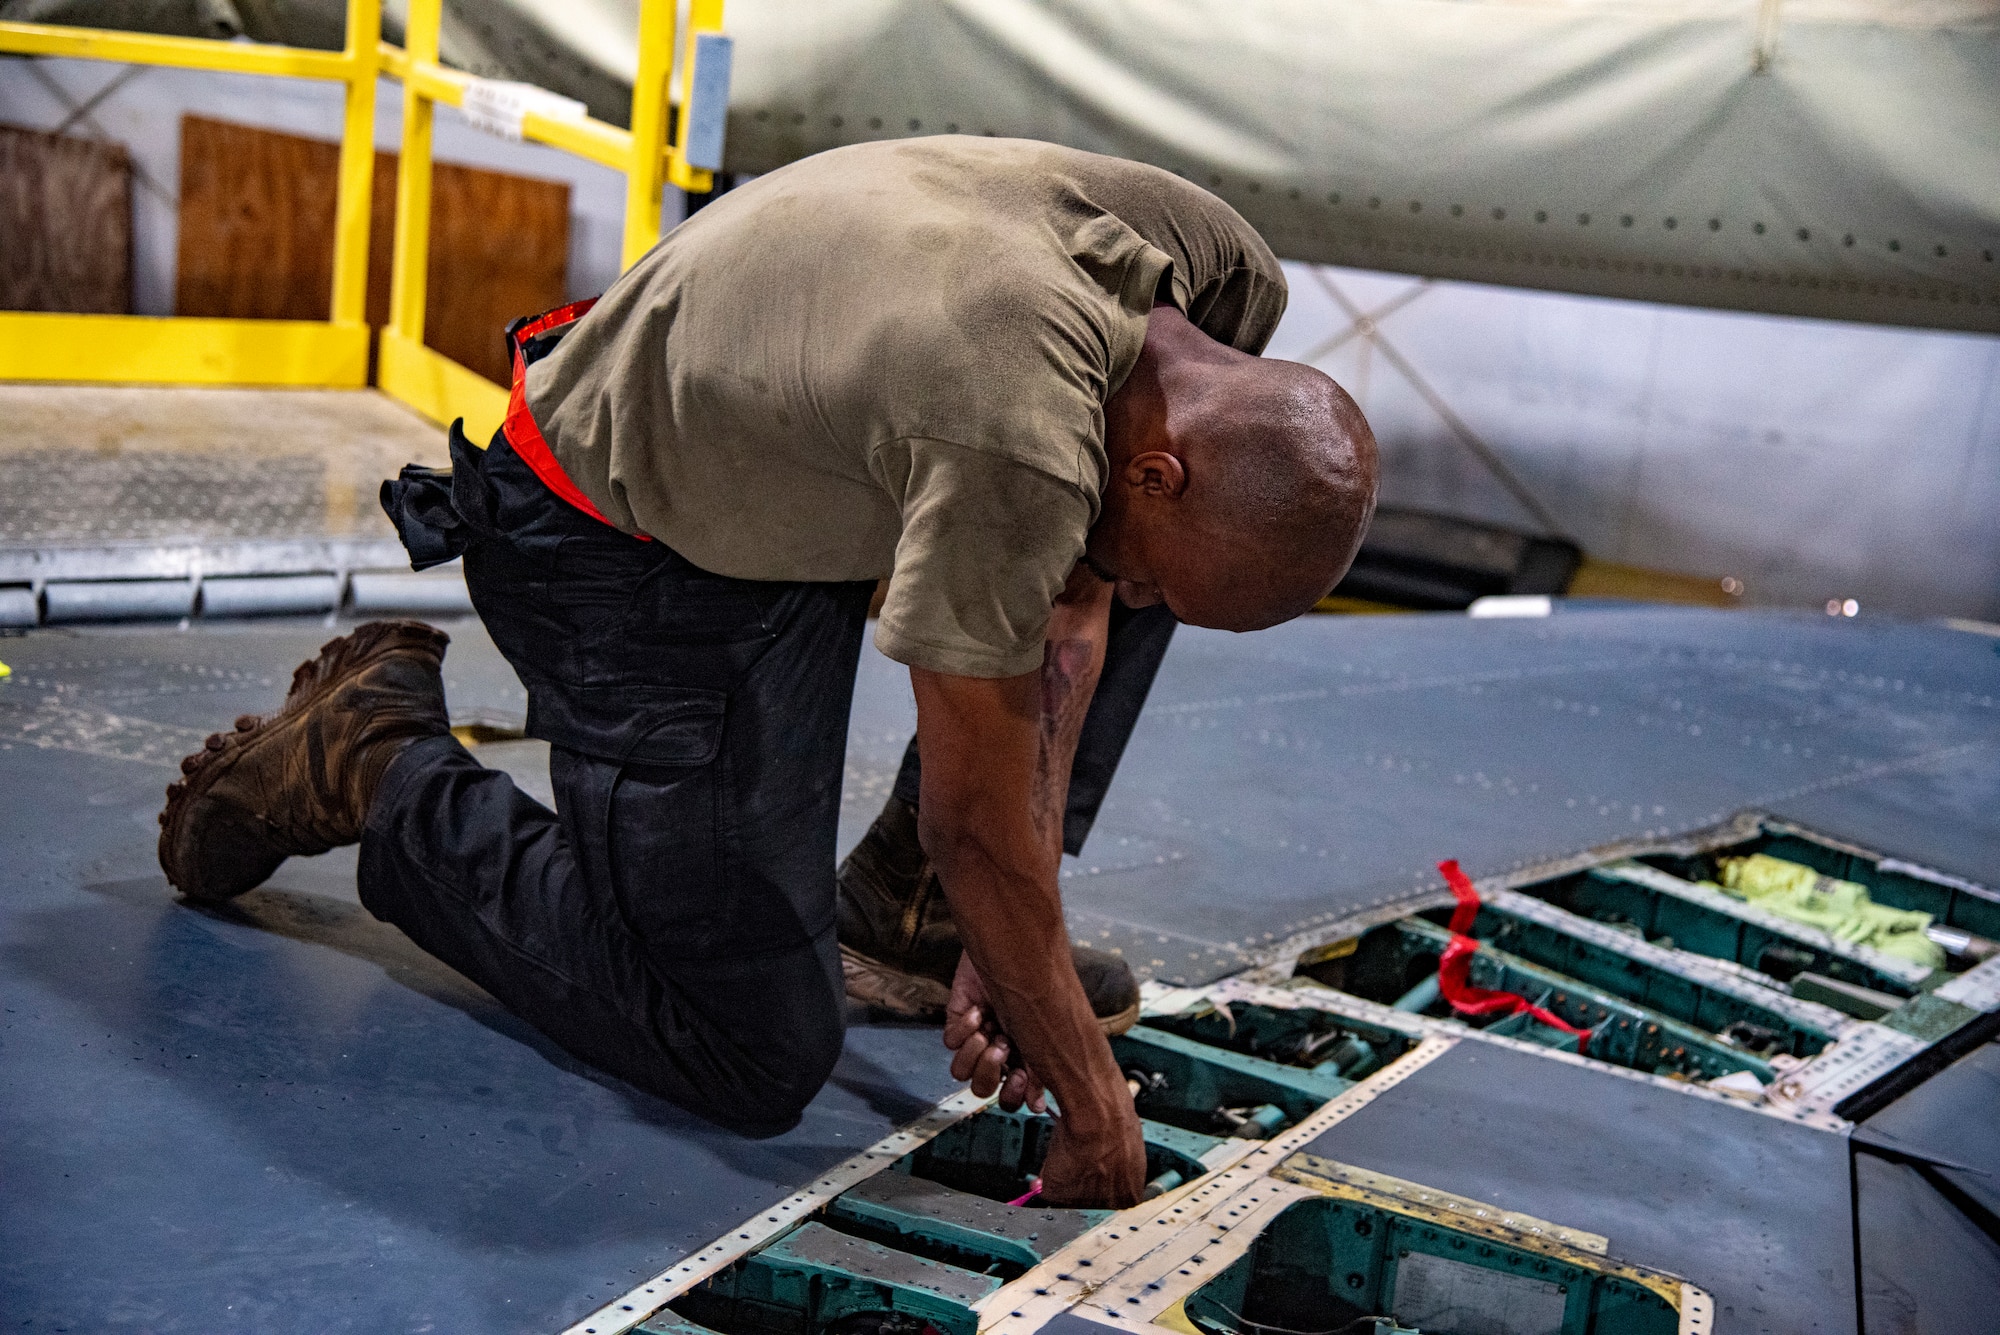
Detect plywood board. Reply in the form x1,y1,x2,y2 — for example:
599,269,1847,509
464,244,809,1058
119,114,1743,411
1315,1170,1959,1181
0,124,132,315
174,115,568,385
174,115,337,322
399,154,571,385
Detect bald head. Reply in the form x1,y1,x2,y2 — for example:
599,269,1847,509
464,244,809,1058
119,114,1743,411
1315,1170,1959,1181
1089,307,1378,630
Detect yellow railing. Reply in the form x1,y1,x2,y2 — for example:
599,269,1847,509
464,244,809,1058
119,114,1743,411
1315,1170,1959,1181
0,0,381,386
378,0,725,439
0,0,727,438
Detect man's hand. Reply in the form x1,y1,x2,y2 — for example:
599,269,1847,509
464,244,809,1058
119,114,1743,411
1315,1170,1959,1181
1039,1105,1147,1208
944,954,1145,1205
944,953,1047,1113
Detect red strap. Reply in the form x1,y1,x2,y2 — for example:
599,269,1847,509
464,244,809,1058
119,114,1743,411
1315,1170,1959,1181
500,298,652,540
1436,860,1592,1053
513,296,601,344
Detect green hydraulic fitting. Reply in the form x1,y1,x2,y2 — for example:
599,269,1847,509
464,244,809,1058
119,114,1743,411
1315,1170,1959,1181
1391,973,1442,1013
1224,1104,1290,1139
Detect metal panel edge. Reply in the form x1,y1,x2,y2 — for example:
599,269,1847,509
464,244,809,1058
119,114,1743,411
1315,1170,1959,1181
558,1088,995,1335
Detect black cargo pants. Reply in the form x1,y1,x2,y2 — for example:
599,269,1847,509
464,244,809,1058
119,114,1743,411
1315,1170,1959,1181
363,427,1175,1134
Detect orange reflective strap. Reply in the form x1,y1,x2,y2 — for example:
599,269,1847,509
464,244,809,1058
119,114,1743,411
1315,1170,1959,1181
499,298,652,541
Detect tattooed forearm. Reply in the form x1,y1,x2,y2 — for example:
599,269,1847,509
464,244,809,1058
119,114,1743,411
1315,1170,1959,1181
1041,637,1096,736
1032,635,1100,827
1030,567,1114,845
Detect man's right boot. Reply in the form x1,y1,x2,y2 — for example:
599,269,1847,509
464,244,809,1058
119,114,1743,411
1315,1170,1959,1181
157,620,451,902
837,796,1141,1035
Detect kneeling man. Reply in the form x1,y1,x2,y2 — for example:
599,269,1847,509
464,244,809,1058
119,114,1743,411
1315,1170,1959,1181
157,137,1377,1208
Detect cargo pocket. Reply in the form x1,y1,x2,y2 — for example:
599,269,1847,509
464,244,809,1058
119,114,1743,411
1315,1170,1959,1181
620,558,777,647
619,687,728,767
527,682,728,769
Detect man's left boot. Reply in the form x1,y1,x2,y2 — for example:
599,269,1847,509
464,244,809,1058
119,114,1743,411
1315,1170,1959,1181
157,620,451,902
837,796,1141,1035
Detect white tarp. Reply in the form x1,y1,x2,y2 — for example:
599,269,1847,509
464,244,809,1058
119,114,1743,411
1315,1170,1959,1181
711,0,2000,333
11,0,1997,330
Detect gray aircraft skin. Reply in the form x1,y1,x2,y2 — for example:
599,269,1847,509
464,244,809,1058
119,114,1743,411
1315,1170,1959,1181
4,605,1997,1334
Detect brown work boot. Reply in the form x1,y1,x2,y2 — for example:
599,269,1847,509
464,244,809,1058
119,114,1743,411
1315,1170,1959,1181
158,620,451,902
837,797,1141,1035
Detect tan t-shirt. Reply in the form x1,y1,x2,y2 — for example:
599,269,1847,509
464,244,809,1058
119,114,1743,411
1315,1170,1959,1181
527,137,1286,677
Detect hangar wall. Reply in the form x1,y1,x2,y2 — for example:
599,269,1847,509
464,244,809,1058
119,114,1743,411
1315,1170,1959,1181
0,58,647,317
1266,264,2000,621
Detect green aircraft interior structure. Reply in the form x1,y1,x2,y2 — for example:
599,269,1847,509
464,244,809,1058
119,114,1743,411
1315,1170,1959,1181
574,818,2000,1335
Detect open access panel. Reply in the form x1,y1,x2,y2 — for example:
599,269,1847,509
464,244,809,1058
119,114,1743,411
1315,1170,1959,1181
571,812,2000,1335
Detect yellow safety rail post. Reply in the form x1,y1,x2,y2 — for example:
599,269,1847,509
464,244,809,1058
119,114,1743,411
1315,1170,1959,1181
375,0,506,438
385,0,436,354
621,0,678,269
0,0,379,386
328,0,380,333
666,0,726,200
376,0,725,439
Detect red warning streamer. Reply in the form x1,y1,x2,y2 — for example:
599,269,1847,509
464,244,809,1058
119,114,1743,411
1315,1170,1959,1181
1437,859,1592,1053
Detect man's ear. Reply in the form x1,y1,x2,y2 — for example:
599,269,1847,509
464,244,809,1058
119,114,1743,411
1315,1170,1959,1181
1124,451,1187,499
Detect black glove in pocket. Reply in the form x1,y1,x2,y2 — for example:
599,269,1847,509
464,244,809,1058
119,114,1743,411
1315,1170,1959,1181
379,419,499,571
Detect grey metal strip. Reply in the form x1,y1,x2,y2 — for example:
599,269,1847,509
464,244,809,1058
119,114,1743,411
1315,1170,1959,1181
557,1088,993,1335
684,33,734,172
1764,1023,1929,1117
0,536,409,585
1140,977,1430,1038
1934,955,2000,1011
1875,857,2000,907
